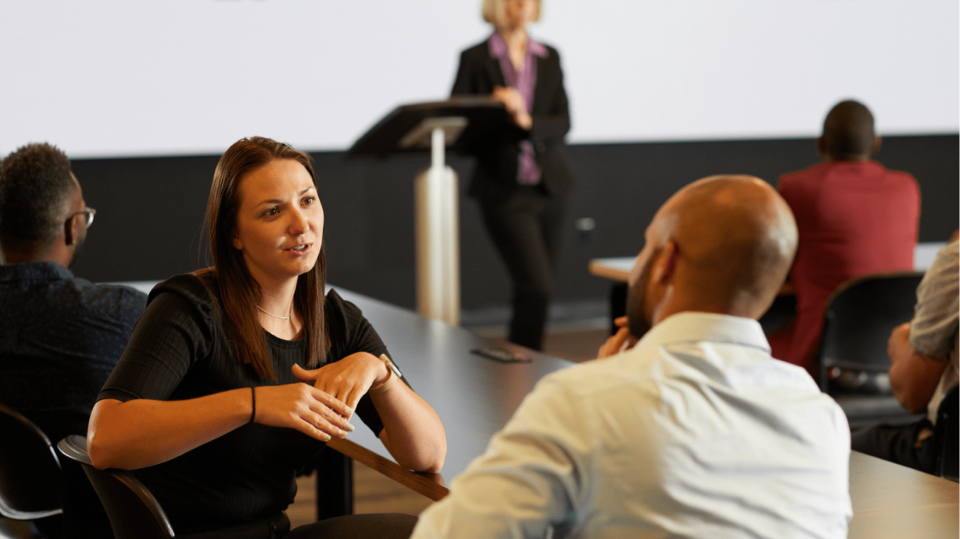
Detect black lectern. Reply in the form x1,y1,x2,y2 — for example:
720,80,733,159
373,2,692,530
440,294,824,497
347,98,508,325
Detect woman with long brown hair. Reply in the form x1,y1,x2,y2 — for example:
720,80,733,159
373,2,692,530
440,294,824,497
87,137,446,538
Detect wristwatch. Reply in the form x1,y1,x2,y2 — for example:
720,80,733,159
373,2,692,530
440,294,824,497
379,354,402,379
370,354,402,394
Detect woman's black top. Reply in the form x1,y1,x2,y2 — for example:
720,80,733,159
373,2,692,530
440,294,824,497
98,273,390,533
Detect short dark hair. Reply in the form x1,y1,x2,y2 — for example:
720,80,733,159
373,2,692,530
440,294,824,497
202,136,328,380
0,143,76,253
821,100,876,160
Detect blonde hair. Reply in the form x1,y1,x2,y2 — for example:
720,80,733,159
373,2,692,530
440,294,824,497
482,0,542,28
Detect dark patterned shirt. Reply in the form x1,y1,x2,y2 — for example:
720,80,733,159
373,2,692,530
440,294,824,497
0,261,147,445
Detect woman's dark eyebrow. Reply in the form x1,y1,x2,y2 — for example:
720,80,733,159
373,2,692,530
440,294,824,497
254,187,315,208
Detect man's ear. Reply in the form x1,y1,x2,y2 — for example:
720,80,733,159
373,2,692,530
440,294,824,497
815,136,826,158
63,213,78,247
871,135,882,156
651,240,679,285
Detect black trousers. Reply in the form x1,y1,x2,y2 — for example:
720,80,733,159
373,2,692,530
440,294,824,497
478,186,567,351
851,418,938,474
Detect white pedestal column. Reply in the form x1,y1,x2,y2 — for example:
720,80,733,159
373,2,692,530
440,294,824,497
414,127,460,325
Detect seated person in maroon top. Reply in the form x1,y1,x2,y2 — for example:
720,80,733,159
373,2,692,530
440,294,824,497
770,100,920,376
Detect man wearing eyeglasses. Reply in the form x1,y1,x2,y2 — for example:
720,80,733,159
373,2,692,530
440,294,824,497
0,142,147,538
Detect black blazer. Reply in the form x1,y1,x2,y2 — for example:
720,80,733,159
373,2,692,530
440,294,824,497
451,39,575,202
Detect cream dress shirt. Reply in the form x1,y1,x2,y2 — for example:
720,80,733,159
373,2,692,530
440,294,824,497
412,312,852,539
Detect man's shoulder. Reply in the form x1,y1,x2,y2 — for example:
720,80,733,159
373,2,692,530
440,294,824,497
542,353,633,386
779,162,828,184
2,262,146,314
0,261,71,282
778,163,828,204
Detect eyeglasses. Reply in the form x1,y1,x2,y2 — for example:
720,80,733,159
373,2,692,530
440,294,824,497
69,207,96,228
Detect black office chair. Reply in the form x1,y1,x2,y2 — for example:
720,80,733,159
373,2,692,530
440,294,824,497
57,436,176,539
816,271,926,430
0,404,64,534
934,385,958,482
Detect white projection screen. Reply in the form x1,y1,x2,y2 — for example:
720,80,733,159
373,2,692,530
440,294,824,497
1,0,957,158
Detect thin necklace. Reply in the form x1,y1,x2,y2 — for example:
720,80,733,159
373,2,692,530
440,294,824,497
257,305,290,321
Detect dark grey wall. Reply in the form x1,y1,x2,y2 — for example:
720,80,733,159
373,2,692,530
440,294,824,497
69,135,959,320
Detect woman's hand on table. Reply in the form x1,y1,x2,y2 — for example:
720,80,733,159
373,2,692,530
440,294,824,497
292,352,387,412
254,383,355,442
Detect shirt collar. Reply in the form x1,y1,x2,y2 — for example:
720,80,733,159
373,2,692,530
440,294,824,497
635,311,771,354
0,261,74,283
488,32,548,60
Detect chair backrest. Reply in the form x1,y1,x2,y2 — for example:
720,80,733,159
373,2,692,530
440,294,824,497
56,436,176,539
817,271,924,391
935,385,959,482
0,403,63,521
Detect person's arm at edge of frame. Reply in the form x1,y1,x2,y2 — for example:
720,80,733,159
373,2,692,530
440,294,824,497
889,237,959,413
887,322,948,413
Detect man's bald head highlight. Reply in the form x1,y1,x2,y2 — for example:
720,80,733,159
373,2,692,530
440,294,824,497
636,175,798,325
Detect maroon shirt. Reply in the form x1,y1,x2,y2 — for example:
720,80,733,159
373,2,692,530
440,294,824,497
778,160,920,373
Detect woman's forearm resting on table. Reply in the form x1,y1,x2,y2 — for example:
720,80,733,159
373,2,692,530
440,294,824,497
88,383,355,470
87,390,252,470
373,383,447,473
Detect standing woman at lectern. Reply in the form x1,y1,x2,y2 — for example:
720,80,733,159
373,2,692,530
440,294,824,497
452,0,575,351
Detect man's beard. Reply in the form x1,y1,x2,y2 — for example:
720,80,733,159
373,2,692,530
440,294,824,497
625,247,659,341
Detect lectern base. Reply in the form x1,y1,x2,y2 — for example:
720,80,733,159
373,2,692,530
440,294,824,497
415,165,460,325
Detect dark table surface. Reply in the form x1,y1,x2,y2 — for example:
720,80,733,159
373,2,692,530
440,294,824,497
332,286,574,494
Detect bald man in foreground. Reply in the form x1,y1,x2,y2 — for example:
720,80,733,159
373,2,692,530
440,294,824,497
412,176,852,539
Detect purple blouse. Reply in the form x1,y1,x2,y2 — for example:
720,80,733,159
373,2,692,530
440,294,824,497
488,32,548,185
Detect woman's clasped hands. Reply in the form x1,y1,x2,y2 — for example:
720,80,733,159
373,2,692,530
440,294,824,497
253,352,390,442
252,381,355,443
